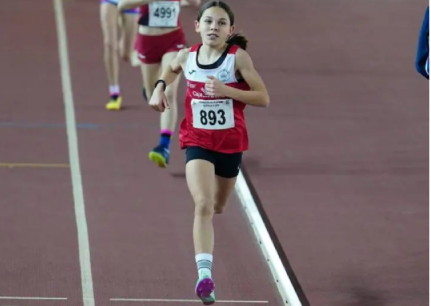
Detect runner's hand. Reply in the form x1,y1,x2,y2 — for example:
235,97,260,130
182,0,201,7
120,52,130,63
149,89,169,112
205,76,227,96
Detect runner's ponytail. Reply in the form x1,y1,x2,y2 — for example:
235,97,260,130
226,33,248,50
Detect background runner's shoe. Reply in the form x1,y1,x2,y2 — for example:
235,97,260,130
106,96,122,111
148,145,170,167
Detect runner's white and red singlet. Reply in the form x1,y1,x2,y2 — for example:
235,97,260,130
179,44,250,153
138,0,182,28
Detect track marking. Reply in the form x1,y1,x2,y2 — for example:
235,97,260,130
0,297,67,300
235,171,302,306
0,163,69,168
110,298,268,303
0,121,146,130
53,0,95,305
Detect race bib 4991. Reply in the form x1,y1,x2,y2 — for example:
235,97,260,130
148,1,180,27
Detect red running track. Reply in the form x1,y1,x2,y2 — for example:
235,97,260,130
2,0,427,306
0,1,287,306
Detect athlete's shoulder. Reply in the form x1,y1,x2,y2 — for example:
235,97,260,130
234,47,250,58
234,48,253,66
177,47,191,61
172,47,190,67
189,43,202,52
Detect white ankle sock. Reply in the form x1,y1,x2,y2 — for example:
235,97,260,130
195,253,213,278
109,85,120,95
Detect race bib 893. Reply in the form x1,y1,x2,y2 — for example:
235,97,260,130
191,99,235,130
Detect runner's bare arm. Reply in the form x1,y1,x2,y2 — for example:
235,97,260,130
155,48,190,91
225,49,270,107
118,0,159,10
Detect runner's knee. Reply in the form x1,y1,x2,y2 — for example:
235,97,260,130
104,38,118,53
194,196,215,217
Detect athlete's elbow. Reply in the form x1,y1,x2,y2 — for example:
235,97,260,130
260,93,270,107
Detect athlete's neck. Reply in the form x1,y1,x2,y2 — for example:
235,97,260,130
199,43,228,65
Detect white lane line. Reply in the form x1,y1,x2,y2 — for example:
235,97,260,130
110,298,268,303
235,171,302,306
53,0,96,305
0,297,67,300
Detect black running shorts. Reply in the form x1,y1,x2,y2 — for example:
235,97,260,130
185,146,243,179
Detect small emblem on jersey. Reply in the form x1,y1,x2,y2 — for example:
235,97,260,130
189,70,196,75
216,69,230,82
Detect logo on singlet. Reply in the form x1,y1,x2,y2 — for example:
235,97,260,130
189,70,196,75
216,69,230,82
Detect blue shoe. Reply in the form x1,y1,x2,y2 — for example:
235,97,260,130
148,145,170,168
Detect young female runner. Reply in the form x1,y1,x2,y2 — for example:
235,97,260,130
148,1,270,303
100,0,140,111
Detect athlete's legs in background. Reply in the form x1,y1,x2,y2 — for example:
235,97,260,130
140,60,161,102
100,2,122,110
148,51,181,168
118,11,139,64
160,51,180,135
